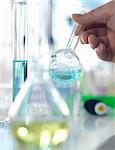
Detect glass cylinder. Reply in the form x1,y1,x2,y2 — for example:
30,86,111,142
28,0,51,68
13,0,28,100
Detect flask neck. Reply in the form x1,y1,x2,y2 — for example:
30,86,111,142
27,0,51,64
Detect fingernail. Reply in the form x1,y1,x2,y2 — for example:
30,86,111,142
72,14,77,16
89,40,94,49
98,43,103,51
72,14,77,19
95,43,103,52
91,44,95,49
81,36,85,44
72,14,82,20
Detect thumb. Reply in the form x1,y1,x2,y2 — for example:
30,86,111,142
72,4,108,25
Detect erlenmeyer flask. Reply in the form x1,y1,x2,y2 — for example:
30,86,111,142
10,61,70,150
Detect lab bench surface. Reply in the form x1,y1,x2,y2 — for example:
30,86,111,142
0,111,115,150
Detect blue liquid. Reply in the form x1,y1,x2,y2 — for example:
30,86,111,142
13,60,28,100
49,68,81,87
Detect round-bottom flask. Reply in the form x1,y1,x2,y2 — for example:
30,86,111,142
49,49,81,87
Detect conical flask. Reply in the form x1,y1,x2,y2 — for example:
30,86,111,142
10,61,70,150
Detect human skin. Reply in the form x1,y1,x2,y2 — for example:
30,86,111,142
72,1,115,62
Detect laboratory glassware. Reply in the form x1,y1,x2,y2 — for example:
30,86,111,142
0,87,12,125
11,0,55,117
10,61,70,150
49,25,84,87
13,0,28,100
27,0,51,68
49,25,83,116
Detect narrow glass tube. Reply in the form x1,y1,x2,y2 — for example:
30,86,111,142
28,0,51,67
13,0,28,100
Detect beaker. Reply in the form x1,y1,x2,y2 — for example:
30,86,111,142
10,61,71,150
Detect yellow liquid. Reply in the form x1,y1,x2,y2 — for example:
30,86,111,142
11,120,69,149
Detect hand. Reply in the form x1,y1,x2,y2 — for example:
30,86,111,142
72,1,115,62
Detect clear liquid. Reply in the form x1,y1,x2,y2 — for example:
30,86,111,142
13,60,28,100
11,120,69,149
49,68,81,87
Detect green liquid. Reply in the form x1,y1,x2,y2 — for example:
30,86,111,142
82,95,115,109
11,120,69,148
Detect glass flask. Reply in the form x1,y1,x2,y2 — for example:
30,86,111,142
49,25,83,116
49,25,82,87
10,61,71,150
49,49,81,87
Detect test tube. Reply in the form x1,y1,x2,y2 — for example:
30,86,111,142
13,0,28,100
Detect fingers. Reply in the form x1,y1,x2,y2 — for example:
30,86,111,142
80,30,97,44
75,24,83,35
77,26,107,36
88,35,99,49
108,15,115,32
95,43,112,61
81,33,109,49
72,2,109,26
80,32,111,61
88,34,109,48
79,27,108,46
82,35,112,61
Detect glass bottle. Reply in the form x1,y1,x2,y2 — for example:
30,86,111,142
13,0,28,100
